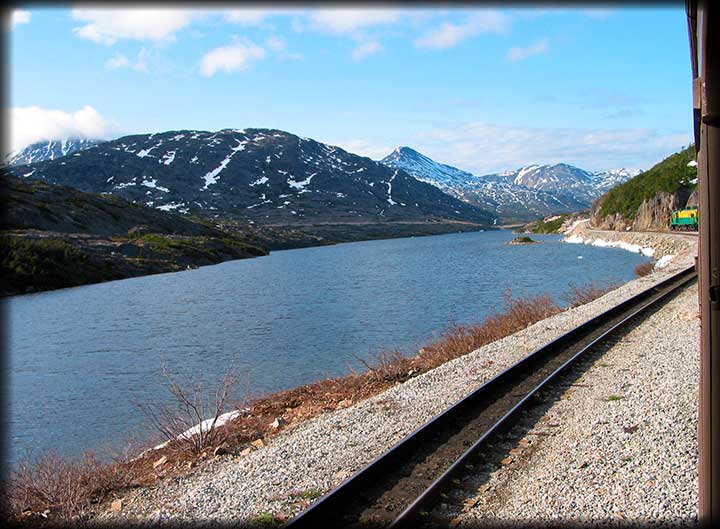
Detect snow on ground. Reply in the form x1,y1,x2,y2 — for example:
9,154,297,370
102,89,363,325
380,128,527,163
287,172,317,191
250,177,269,187
387,170,398,206
137,146,159,158
655,254,675,269
114,178,138,190
565,234,655,257
141,178,170,192
161,151,176,165
156,202,187,212
201,140,247,190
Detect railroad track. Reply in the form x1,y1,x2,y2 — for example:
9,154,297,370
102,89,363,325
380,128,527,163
285,266,697,529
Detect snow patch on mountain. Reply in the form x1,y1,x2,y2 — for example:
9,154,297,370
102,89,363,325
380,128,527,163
201,139,247,190
5,138,103,166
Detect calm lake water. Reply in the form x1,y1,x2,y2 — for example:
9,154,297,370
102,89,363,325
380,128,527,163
5,229,650,467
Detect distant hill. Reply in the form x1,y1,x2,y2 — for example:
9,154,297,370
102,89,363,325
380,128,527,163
1,176,266,295
5,138,104,166
380,147,639,222
591,145,697,231
7,129,494,227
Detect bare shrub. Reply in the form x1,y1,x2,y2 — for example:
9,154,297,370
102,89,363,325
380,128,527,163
352,349,413,384
416,292,561,369
564,282,618,308
634,261,654,277
138,359,241,456
3,449,139,521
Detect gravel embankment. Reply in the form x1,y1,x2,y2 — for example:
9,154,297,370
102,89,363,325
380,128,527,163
566,220,696,261
447,283,699,527
101,231,698,525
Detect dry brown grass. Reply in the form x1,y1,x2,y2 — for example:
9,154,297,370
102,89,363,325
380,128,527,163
634,261,655,277
3,449,144,522
2,284,618,525
564,281,619,308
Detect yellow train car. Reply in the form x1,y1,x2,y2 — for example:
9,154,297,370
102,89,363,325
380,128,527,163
670,207,699,231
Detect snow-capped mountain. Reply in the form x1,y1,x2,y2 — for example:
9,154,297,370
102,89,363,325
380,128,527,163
381,148,640,222
591,168,642,193
381,147,480,193
493,163,641,196
8,129,494,226
5,138,104,166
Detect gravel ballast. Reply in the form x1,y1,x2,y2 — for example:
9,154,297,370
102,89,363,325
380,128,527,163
102,230,698,525
447,283,699,527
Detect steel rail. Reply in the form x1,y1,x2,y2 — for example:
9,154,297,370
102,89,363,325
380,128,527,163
285,265,697,529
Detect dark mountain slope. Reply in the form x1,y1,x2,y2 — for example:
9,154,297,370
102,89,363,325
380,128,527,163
1,176,266,295
9,129,494,226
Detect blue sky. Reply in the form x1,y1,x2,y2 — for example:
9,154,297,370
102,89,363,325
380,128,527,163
7,5,693,174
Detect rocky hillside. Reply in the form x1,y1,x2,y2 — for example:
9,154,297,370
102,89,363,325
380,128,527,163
381,147,639,223
1,176,266,295
7,129,494,227
5,138,103,166
591,145,697,231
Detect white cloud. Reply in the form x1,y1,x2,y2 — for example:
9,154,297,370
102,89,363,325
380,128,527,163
224,7,301,26
224,8,275,25
414,10,510,49
507,38,549,62
105,53,130,69
9,10,31,30
304,8,402,35
415,122,691,174
265,36,286,52
105,49,150,72
71,8,196,44
199,40,266,76
352,40,383,61
7,105,121,153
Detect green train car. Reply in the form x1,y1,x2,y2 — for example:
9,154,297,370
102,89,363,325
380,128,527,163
670,207,699,231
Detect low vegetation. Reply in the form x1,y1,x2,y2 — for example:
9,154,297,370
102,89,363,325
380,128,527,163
2,281,620,525
0,235,125,295
564,281,618,307
137,360,240,455
134,233,263,262
0,176,267,295
598,145,697,220
524,215,568,234
634,261,655,277
509,236,537,244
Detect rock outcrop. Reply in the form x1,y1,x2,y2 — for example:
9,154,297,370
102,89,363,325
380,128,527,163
591,189,695,232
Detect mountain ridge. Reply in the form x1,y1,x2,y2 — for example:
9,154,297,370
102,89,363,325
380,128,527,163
380,147,641,222
5,138,104,166
8,128,495,227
